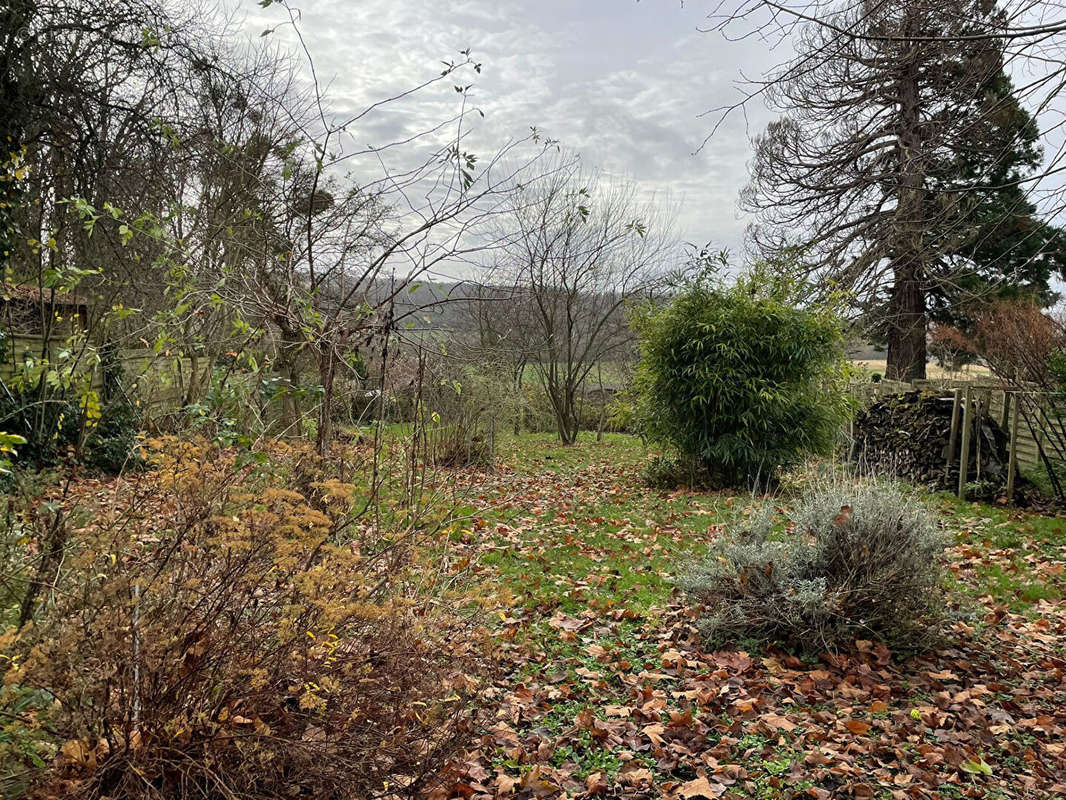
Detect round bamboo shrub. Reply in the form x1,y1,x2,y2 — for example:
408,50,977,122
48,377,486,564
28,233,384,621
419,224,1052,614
630,269,851,486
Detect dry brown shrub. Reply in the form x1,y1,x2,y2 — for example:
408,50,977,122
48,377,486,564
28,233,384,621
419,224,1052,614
929,300,1064,384
928,322,977,370
970,299,1064,385
2,437,480,799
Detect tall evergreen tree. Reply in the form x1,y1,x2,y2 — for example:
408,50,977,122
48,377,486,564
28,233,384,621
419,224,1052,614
743,0,1064,380
925,71,1066,328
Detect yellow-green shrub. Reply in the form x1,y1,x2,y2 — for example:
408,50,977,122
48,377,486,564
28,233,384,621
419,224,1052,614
2,438,477,799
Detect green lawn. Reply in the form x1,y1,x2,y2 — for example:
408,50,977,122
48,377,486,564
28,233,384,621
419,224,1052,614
443,432,1066,800
5,432,1064,799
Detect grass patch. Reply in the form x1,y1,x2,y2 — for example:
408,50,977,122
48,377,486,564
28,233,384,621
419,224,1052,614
935,493,1066,612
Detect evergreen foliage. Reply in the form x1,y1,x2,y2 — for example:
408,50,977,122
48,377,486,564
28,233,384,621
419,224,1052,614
630,265,851,486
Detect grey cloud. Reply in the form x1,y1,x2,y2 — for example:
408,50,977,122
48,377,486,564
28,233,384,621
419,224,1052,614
234,0,782,255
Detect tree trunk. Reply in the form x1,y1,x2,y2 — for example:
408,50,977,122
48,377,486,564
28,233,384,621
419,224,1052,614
19,509,67,629
563,386,579,444
316,344,335,457
886,260,927,381
595,362,606,442
549,386,578,445
887,35,928,382
553,404,577,445
275,324,303,436
513,361,524,436
184,353,202,406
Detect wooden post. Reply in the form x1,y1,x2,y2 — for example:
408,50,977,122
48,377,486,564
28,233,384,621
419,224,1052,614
958,386,973,499
1006,393,1020,503
489,415,496,470
946,388,962,468
975,390,989,482
999,390,1011,430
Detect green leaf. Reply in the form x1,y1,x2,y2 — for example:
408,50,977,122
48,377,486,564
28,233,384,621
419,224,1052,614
960,758,993,776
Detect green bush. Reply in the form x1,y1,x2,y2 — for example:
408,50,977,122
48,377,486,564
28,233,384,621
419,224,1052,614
679,480,947,652
630,269,852,486
0,390,141,474
84,401,143,473
0,392,81,466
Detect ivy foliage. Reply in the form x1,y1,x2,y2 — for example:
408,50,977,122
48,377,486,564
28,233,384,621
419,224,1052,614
630,264,852,486
0,390,141,474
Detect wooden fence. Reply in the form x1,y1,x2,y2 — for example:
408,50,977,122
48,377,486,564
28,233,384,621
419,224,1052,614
0,332,201,418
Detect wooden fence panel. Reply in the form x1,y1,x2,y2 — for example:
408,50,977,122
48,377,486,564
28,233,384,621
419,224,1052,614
0,332,105,393
0,332,200,417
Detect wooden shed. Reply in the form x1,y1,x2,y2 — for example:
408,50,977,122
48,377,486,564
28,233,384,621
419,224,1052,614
0,283,90,336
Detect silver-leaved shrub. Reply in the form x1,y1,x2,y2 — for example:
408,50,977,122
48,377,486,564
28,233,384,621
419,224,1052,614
680,480,947,652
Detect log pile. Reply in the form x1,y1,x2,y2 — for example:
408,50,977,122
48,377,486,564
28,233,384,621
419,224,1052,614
851,390,1011,494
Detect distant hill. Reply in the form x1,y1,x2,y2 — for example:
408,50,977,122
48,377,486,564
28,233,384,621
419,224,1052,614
381,280,477,333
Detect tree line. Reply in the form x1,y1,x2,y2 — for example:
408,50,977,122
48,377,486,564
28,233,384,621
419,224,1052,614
3,0,1066,456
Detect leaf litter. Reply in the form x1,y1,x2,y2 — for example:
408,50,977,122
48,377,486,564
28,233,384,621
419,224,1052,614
430,440,1066,799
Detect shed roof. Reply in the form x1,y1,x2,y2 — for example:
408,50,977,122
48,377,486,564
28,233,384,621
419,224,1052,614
1,284,88,308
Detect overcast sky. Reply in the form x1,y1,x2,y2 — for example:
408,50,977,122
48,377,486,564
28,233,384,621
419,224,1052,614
232,0,780,266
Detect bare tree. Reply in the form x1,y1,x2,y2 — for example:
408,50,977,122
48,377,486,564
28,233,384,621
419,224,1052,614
0,0,258,444
6,0,232,296
146,44,317,414
206,2,559,454
459,283,539,434
493,158,675,444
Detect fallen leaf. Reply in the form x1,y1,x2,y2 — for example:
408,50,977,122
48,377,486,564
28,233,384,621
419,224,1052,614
677,775,726,799
844,719,872,735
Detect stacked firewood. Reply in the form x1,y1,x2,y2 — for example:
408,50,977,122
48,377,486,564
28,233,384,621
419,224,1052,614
851,390,1011,493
